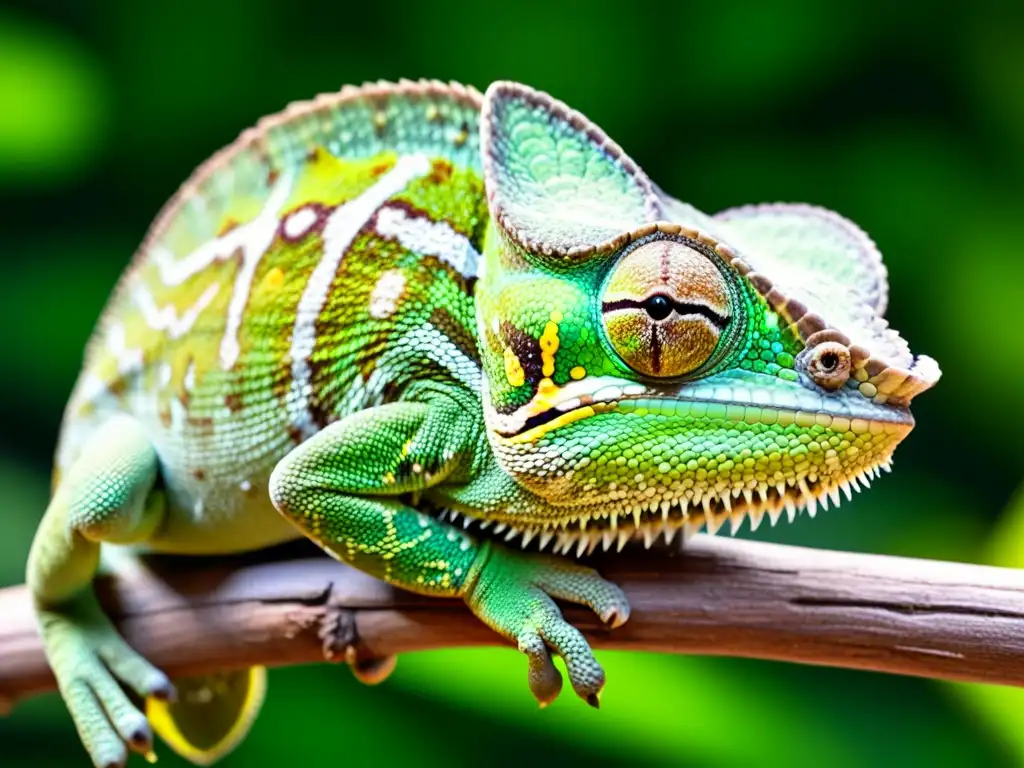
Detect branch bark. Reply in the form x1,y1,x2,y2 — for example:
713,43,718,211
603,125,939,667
3,535,1024,713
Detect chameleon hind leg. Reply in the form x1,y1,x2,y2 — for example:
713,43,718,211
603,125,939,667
29,415,266,767
269,394,629,706
27,414,172,768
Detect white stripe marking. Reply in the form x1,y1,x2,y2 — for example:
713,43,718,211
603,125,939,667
375,204,480,277
368,269,407,319
220,172,294,369
289,154,431,436
149,168,294,369
133,283,220,339
283,206,319,240
107,322,144,375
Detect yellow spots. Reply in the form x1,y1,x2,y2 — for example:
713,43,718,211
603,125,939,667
540,310,563,377
425,104,440,122
373,110,388,131
536,376,558,402
216,217,240,237
504,346,525,387
288,149,397,210
261,266,285,291
570,366,587,380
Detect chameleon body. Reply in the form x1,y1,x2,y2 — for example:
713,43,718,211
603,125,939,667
26,79,941,767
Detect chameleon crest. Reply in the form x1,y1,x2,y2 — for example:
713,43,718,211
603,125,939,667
25,79,938,768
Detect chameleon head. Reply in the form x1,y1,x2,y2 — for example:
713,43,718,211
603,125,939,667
474,81,941,545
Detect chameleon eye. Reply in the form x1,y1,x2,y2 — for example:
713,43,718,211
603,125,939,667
805,341,852,391
601,239,731,378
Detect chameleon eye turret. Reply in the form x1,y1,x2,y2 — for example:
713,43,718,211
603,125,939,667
601,238,731,378
803,340,853,391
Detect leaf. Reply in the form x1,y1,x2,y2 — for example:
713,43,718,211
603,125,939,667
0,13,109,185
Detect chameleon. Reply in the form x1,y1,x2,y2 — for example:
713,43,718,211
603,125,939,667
25,78,941,767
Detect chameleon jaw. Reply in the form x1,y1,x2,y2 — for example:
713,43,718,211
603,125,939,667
480,372,912,556
441,453,893,557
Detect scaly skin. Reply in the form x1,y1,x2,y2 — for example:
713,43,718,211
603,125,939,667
25,79,940,767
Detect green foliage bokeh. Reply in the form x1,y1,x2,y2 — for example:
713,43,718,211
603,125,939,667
2,1,1023,766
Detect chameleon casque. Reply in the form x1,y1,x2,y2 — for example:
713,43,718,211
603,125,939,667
26,79,941,767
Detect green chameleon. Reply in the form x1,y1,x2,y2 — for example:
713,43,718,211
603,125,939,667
26,79,940,767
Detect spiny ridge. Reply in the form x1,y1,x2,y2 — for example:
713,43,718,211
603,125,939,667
434,458,892,555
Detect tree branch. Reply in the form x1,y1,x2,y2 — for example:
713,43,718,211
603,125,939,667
3,535,1024,713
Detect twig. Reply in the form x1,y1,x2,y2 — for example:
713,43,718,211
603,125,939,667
2,535,1024,712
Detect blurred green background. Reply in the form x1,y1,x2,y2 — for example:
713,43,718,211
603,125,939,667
2,0,1024,765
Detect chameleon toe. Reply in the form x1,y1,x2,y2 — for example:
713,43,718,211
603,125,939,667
464,543,612,706
531,560,631,630
518,630,563,705
37,598,161,768
536,613,605,702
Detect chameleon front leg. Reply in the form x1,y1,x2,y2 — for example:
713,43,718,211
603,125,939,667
26,414,173,768
269,394,629,706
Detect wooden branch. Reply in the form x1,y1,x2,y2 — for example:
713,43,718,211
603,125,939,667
3,535,1024,713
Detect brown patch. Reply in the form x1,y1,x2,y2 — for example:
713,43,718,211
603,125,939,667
188,416,215,435
500,321,543,394
158,407,172,428
288,425,305,445
370,161,392,177
748,273,773,295
267,168,280,187
430,306,480,366
192,468,206,481
650,325,662,375
865,358,887,377
225,393,243,412
380,380,403,404
429,160,453,185
279,202,328,243
217,218,240,237
358,356,377,384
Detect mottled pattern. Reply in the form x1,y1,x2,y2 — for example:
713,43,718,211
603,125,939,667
27,79,940,768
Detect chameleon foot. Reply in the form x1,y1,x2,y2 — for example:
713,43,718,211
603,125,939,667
37,592,174,768
465,543,630,707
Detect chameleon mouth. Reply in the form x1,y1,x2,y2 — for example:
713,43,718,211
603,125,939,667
477,372,912,554
491,373,913,444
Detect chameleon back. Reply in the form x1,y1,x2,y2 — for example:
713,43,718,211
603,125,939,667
57,81,489,552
